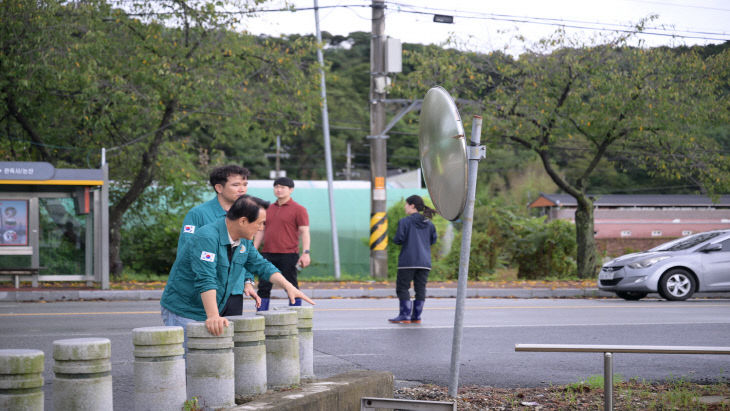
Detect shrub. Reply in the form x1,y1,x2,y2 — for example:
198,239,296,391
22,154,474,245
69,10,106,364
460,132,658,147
512,217,577,279
432,199,520,280
120,184,204,276
432,199,577,280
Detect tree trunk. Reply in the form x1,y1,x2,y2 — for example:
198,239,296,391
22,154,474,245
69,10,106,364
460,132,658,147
109,217,124,277
574,194,597,278
108,99,178,277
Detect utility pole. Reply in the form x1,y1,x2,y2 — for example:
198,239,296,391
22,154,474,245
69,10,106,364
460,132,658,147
265,136,289,179
275,135,281,176
369,0,388,279
345,143,352,180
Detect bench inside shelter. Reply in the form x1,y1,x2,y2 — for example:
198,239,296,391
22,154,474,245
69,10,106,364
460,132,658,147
0,267,41,288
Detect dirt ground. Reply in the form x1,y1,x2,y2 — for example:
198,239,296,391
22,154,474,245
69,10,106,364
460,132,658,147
396,380,730,410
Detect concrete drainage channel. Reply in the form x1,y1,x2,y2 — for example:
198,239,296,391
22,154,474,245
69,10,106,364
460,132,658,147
234,371,393,410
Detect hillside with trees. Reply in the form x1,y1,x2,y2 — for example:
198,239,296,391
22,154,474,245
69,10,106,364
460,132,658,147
2,0,728,277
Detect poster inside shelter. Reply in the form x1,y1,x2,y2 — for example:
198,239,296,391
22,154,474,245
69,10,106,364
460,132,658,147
0,200,28,246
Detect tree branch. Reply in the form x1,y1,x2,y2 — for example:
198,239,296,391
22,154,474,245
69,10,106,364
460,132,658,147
3,89,53,161
110,98,178,222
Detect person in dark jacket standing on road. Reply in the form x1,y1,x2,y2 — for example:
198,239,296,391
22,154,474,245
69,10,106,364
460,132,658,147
388,195,438,324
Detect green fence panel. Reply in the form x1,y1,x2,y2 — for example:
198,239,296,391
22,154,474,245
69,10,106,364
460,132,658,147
246,183,429,277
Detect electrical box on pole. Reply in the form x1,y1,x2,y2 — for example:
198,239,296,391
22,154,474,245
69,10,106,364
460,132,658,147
385,37,402,73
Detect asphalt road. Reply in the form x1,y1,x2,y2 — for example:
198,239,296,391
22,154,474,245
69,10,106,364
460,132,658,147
1,297,729,409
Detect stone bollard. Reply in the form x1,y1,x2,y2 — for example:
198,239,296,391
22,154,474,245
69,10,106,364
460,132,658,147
132,326,186,411
228,316,267,396
52,337,113,411
257,311,299,389
275,306,314,379
186,322,234,410
0,349,44,411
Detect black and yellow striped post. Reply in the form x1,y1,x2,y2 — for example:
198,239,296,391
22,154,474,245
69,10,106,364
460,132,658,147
369,212,388,252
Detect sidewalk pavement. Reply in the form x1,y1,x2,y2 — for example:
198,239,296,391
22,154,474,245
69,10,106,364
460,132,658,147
1,283,727,303
0,284,632,302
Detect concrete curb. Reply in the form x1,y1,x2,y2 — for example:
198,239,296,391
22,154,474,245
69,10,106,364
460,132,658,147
0,290,163,302
292,288,616,299
0,288,726,302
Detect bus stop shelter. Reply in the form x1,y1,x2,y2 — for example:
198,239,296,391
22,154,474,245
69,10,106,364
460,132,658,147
0,161,109,289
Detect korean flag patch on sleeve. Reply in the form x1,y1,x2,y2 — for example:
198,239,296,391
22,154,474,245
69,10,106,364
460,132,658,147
200,251,215,262
184,225,196,233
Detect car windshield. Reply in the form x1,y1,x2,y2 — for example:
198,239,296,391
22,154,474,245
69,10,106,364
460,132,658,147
655,232,726,252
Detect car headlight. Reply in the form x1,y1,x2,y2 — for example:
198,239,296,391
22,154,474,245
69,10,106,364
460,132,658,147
628,256,671,269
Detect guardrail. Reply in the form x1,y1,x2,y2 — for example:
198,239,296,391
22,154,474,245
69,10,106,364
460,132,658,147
515,344,730,411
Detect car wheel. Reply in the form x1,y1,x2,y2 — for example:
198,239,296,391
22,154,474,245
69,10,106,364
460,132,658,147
657,286,669,300
616,291,648,301
659,269,696,301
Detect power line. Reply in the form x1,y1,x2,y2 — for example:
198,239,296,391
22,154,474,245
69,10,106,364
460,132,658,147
387,1,730,42
105,2,730,41
619,0,730,13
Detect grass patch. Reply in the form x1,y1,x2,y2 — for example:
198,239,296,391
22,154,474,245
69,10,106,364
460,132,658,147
298,272,374,282
567,374,625,392
118,270,168,282
396,378,730,410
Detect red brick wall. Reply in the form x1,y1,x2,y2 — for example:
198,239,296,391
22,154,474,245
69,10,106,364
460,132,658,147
596,237,677,258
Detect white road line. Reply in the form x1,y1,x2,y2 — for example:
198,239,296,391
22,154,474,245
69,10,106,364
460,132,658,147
313,321,730,331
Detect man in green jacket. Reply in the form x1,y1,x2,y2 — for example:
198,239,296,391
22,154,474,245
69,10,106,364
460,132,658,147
176,165,250,316
161,194,314,338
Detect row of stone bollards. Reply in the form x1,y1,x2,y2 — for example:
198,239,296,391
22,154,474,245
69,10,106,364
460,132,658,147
0,306,314,411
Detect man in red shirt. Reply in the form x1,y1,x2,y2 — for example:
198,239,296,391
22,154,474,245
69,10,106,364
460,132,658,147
254,177,311,310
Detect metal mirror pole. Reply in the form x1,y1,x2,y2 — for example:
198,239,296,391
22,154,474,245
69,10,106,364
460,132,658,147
448,116,484,398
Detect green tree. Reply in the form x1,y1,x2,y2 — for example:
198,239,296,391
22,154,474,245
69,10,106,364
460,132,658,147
489,38,729,276
0,0,81,162
2,0,321,276
396,29,730,278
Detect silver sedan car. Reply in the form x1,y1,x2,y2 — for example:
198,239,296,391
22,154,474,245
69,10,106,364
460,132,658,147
598,230,730,301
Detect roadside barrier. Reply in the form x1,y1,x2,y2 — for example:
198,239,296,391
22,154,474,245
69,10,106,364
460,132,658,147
0,349,44,411
132,326,186,411
229,315,268,396
291,306,315,379
5,309,318,410
275,305,315,379
257,311,300,389
52,338,113,410
186,322,235,409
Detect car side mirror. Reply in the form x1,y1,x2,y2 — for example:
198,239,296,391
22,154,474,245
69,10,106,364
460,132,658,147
700,243,723,252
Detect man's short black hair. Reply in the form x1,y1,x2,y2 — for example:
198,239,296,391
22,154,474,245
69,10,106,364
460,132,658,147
273,177,294,188
227,195,270,222
209,165,250,189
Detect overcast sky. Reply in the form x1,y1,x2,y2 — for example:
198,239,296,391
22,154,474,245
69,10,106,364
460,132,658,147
241,0,730,54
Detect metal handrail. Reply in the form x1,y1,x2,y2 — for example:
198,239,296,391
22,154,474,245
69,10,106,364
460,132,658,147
515,344,730,411
515,344,730,355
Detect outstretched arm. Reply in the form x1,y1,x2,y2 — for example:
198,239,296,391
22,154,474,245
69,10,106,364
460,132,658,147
268,272,315,305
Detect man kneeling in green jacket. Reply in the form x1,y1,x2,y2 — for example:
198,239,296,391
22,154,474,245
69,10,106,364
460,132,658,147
161,194,314,340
